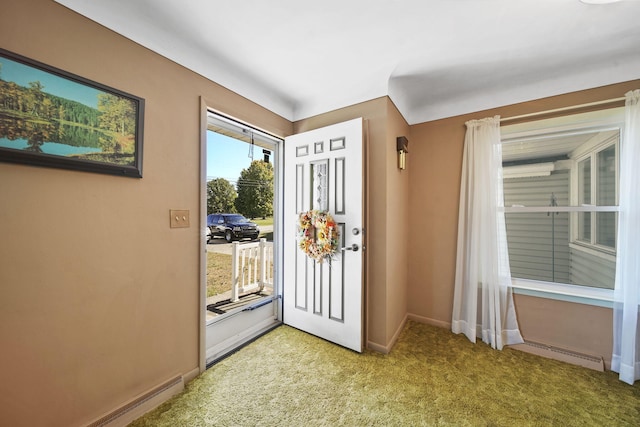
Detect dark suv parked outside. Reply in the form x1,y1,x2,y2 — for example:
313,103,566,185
207,213,259,243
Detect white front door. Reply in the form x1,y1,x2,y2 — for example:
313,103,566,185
283,117,364,352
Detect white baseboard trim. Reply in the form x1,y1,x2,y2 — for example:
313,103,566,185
86,375,184,427
509,341,606,372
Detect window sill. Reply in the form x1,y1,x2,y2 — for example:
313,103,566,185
510,278,614,308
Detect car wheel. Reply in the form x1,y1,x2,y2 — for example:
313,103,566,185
225,230,233,243
252,234,259,240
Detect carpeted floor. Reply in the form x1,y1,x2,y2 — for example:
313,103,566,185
130,321,640,426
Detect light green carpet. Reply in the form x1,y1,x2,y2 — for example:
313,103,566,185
130,321,640,426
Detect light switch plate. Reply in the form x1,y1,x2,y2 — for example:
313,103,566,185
170,209,190,228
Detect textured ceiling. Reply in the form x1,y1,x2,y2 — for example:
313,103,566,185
55,0,640,124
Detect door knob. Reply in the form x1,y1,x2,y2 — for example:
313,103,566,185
341,244,359,252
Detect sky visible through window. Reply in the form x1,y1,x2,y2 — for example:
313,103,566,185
207,130,270,187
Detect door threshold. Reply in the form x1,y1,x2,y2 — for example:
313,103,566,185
205,315,281,366
206,291,275,325
206,322,282,369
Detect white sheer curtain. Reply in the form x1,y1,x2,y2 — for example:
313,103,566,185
612,89,640,385
452,116,523,350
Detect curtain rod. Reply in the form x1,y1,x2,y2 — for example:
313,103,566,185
501,96,626,124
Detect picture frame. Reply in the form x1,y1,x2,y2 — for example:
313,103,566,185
0,48,144,177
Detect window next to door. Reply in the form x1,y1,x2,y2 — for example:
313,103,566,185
500,108,624,306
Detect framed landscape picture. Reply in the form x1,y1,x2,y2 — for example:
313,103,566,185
0,48,144,177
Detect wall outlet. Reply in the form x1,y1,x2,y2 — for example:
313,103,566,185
170,209,190,228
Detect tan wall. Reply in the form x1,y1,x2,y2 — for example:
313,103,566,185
294,97,410,349
2,1,637,425
0,1,291,425
514,294,613,360
294,98,391,348
407,79,640,362
384,99,410,342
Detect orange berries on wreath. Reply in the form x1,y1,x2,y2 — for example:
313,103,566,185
297,210,340,263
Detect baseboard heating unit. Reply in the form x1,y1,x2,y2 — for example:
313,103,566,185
86,375,184,427
511,341,605,372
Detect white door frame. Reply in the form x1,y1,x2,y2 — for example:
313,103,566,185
198,101,284,372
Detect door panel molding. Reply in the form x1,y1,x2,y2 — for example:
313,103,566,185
283,117,364,352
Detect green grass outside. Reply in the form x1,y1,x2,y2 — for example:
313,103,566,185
206,250,274,299
252,217,273,227
207,252,232,298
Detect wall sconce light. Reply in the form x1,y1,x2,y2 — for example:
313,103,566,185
397,136,409,170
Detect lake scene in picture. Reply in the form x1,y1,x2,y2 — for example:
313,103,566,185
0,139,102,156
0,52,140,167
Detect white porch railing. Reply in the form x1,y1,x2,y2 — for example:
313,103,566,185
230,238,274,302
